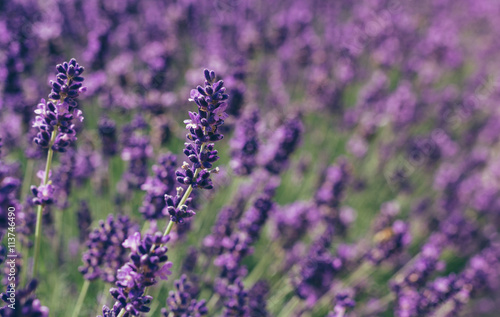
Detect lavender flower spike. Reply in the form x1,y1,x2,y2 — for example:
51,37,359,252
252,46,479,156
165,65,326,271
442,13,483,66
167,69,229,224
31,58,86,277
33,58,86,153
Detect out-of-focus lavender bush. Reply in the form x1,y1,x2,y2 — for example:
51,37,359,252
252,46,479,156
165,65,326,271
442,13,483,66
1,0,500,316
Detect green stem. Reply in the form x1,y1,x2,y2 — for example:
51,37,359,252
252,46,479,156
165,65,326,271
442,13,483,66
32,129,57,277
277,297,301,317
163,219,175,236
206,293,220,312
71,279,90,317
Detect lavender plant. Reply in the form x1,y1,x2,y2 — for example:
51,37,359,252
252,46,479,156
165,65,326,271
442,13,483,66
30,58,86,276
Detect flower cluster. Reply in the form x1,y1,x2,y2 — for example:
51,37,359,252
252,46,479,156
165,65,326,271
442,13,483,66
175,69,228,190
164,188,196,224
79,215,138,283
293,225,345,306
328,292,355,317
0,163,20,230
120,134,153,190
102,232,173,317
161,274,208,317
261,116,303,174
33,58,86,152
30,170,54,206
0,280,49,317
98,117,118,158
230,109,260,175
140,153,178,220
222,279,248,317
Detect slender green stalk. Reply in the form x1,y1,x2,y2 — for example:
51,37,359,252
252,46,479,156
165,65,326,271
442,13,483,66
32,129,57,277
206,293,220,311
71,279,90,317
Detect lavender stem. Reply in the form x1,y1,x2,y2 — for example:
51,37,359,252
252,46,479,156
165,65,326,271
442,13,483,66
33,128,57,277
71,279,90,317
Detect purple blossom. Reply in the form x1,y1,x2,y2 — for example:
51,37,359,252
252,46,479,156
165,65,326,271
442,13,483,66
161,274,208,317
0,168,21,230
33,58,86,153
103,232,173,317
261,116,303,174
222,279,249,317
79,214,138,283
30,170,54,206
315,158,351,209
140,153,178,220
248,280,270,317
0,280,49,317
367,220,412,265
164,189,196,224
168,69,229,223
293,225,343,306
328,291,356,317
230,109,260,175
98,117,118,157
120,134,153,191
76,200,92,243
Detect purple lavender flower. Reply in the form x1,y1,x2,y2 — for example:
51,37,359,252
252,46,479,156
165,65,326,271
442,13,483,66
293,225,343,306
271,201,319,249
164,69,228,224
315,158,351,209
391,233,446,291
98,117,118,158
164,188,196,224
120,134,153,190
79,214,138,283
33,58,86,153
30,170,55,206
103,232,173,317
0,280,49,316
161,274,208,317
248,280,270,317
176,70,227,182
215,188,277,283
222,279,249,317
261,115,303,174
367,220,412,265
328,291,355,317
230,109,260,175
0,168,21,230
77,200,92,243
140,153,178,220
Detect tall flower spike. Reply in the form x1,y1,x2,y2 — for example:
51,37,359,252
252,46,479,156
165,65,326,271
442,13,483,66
168,69,229,223
31,60,86,277
33,58,86,153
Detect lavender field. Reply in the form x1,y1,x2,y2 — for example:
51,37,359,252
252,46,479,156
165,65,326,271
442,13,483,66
1,0,500,316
